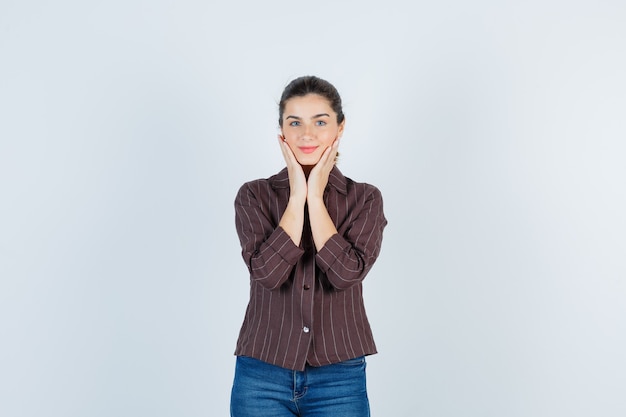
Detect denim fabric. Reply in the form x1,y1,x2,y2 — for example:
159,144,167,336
230,356,370,417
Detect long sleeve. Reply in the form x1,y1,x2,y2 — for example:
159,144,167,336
315,185,387,290
235,182,304,291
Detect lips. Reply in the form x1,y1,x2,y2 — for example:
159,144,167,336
298,146,318,154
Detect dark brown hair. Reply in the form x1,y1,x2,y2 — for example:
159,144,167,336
278,76,345,127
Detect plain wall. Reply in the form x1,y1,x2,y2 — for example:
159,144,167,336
1,1,625,416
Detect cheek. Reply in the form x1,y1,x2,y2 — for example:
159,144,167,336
322,130,338,143
282,129,296,141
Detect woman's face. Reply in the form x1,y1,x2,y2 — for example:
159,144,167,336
281,94,344,167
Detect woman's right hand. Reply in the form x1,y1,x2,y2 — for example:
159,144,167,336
278,135,306,246
279,136,307,202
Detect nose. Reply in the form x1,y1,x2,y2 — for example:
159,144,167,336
301,124,314,141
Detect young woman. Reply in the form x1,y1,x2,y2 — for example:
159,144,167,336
230,76,387,417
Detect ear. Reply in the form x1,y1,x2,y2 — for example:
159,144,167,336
337,119,346,138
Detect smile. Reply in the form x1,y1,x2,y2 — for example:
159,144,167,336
298,147,318,154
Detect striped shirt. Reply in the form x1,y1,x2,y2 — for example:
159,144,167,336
233,166,387,371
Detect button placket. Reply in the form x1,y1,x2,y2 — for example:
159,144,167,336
300,212,314,339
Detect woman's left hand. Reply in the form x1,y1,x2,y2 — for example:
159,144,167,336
307,138,340,201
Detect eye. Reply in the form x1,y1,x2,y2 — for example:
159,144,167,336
289,121,301,127
315,120,327,126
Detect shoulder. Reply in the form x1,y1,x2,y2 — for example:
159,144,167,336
235,168,288,201
330,166,383,199
343,174,384,201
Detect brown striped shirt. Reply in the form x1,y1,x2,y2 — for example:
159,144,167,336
233,166,387,371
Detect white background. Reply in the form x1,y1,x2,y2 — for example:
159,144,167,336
1,1,625,416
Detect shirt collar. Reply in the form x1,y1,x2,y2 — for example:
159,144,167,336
270,165,348,195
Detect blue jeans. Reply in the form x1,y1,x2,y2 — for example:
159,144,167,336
230,356,370,417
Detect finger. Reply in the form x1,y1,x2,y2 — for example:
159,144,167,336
311,147,332,174
323,138,339,159
330,137,340,157
322,144,333,160
278,136,296,164
278,135,287,155
322,143,338,169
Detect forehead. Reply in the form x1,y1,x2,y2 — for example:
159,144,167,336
284,94,335,115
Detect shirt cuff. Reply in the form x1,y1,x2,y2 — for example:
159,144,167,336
315,233,349,273
269,226,305,264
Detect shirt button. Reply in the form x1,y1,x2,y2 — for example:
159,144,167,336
303,326,310,333
303,284,310,290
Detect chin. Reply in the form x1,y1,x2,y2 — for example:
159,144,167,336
296,155,322,166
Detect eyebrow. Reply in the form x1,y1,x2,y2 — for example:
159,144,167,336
285,113,330,120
